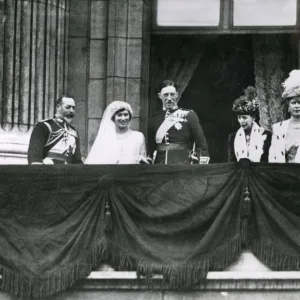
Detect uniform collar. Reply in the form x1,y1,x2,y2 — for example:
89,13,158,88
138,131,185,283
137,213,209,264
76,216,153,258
164,107,180,114
53,116,68,128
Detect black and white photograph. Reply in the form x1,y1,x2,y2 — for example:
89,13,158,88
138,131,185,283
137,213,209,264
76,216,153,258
0,0,300,299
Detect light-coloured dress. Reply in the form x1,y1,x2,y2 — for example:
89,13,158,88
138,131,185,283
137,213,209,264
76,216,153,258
269,119,300,163
85,101,147,165
85,129,146,164
112,130,146,164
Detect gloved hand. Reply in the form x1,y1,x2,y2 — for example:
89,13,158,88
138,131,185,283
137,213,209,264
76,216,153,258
286,143,299,162
43,158,54,165
137,155,153,164
200,156,210,164
189,151,199,164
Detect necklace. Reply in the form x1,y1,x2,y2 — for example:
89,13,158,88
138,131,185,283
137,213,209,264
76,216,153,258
116,130,131,139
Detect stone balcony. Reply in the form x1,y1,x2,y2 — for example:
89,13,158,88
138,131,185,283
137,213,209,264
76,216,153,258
1,252,300,300
0,129,31,164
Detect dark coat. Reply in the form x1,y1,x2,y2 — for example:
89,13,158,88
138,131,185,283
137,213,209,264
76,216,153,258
28,119,83,164
148,109,209,164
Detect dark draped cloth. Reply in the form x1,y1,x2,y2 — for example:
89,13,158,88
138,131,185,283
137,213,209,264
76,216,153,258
0,164,243,298
1,162,300,297
248,163,300,270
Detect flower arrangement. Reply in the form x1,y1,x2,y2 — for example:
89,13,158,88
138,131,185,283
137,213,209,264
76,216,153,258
232,86,259,115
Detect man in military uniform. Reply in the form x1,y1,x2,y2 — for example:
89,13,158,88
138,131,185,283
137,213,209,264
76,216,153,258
148,80,209,164
28,96,83,164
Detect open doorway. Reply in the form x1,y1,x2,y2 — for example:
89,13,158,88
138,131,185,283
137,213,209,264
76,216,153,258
181,35,254,163
149,34,295,163
150,35,254,163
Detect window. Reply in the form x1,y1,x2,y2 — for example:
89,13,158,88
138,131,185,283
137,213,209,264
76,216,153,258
156,0,220,27
233,0,297,26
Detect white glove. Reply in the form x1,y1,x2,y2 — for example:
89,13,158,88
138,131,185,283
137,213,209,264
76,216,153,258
137,155,153,164
199,156,210,164
43,158,54,165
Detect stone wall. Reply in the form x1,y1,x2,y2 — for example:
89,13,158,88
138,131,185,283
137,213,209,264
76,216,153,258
0,0,151,161
67,0,90,159
68,0,151,159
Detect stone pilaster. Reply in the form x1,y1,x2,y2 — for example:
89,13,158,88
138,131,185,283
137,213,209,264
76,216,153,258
87,0,109,153
106,0,151,134
0,0,69,163
67,0,90,158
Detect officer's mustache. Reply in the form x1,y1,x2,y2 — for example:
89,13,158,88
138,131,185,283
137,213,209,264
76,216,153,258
65,113,74,118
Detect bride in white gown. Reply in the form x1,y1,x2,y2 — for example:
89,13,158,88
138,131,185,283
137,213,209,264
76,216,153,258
85,101,150,164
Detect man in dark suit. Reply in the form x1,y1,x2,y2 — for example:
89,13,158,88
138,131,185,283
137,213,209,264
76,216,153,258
148,80,209,164
28,96,83,164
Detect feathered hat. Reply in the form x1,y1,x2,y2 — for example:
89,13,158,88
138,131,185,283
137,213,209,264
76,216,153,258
282,70,300,99
232,86,259,115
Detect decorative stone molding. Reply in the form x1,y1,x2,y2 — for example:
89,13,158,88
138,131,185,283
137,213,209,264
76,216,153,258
80,270,300,291
0,128,31,164
89,252,275,291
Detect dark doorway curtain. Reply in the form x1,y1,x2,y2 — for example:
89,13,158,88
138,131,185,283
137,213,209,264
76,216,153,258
253,34,296,130
182,35,255,163
149,35,254,163
149,34,296,163
149,35,205,115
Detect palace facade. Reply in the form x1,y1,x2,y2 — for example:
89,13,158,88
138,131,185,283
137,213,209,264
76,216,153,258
0,0,300,163
1,1,300,299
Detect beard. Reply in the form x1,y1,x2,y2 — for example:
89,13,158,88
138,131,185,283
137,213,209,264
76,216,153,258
64,115,74,123
60,112,74,123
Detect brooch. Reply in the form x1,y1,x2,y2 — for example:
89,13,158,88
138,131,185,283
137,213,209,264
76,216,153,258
174,122,182,130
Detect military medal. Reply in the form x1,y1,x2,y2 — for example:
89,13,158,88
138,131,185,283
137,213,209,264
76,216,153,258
174,122,182,130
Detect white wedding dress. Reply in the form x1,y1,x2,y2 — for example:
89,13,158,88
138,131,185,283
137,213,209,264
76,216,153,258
85,101,146,164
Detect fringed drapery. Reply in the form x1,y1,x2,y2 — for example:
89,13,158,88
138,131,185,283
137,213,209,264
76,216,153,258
0,164,243,297
248,163,300,271
1,162,300,297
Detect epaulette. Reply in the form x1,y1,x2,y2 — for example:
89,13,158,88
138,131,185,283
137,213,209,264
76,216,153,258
37,118,52,124
179,109,193,117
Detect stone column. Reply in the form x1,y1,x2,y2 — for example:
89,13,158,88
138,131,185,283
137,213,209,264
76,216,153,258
0,0,69,163
106,0,151,134
87,0,109,154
